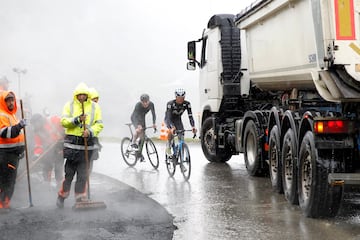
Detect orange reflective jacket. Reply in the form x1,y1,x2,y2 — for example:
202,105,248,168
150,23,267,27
0,91,24,148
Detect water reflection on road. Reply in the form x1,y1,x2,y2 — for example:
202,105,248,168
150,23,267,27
94,141,360,240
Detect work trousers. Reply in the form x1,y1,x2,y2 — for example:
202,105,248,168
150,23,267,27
0,152,20,202
59,147,93,199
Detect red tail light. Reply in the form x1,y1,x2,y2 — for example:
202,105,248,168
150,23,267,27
314,120,352,134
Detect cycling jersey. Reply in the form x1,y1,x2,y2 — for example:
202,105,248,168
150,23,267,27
131,101,156,128
165,99,195,130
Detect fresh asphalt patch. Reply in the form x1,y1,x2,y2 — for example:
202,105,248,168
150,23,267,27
0,171,175,240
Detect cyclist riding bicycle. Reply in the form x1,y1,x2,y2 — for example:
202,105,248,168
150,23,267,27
130,93,156,150
165,88,197,157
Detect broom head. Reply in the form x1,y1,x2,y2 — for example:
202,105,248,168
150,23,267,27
72,199,107,211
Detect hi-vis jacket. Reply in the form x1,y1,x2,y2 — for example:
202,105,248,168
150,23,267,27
0,91,25,152
61,83,103,150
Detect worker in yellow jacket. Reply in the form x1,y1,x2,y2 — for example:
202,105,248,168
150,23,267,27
56,82,103,208
88,87,102,173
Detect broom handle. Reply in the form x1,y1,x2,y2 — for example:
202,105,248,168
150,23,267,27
81,102,90,199
20,99,33,207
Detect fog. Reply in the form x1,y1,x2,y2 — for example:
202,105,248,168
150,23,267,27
0,0,255,138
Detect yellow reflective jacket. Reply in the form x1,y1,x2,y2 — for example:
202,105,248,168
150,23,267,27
61,83,103,138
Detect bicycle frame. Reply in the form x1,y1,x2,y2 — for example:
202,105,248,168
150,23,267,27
165,129,196,180
171,133,184,160
125,123,152,154
121,123,159,169
170,130,195,155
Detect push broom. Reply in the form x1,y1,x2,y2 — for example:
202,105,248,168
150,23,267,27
20,99,33,208
72,102,106,210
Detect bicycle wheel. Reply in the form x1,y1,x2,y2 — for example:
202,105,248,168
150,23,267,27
121,137,138,167
145,138,159,169
180,143,191,181
165,152,176,177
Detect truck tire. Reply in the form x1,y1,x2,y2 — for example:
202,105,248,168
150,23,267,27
244,120,262,176
281,128,298,205
298,131,343,218
269,125,283,193
201,117,232,163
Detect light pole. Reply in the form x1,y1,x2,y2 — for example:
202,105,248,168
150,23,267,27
13,68,27,98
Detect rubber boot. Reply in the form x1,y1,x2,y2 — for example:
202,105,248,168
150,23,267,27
56,195,65,209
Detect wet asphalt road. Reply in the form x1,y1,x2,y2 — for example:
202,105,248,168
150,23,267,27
95,140,360,240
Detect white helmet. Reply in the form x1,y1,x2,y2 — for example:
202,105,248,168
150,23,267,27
175,88,185,97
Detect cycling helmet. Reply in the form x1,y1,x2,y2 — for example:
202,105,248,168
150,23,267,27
140,93,150,102
175,88,186,97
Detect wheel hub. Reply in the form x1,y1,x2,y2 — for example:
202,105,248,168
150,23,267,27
204,128,216,154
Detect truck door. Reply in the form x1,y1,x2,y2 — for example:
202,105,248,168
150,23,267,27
199,28,222,108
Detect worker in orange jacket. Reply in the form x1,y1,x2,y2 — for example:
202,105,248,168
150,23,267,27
0,91,26,209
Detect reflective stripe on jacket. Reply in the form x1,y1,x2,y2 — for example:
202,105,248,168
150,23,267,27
61,99,103,138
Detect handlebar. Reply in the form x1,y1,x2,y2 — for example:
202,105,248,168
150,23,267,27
125,123,157,133
173,129,197,139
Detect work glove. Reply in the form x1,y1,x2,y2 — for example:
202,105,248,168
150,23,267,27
74,114,86,125
19,119,27,128
73,115,81,125
73,115,82,125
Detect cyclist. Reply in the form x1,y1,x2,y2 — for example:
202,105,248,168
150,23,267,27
165,88,197,157
130,94,156,150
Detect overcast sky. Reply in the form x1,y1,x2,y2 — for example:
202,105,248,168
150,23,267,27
0,0,255,137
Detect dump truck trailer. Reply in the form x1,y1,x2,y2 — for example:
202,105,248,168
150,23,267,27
187,0,360,218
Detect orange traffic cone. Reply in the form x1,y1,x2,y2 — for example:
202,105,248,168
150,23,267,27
159,122,168,141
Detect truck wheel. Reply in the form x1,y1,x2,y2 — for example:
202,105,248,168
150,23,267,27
269,125,283,193
298,131,343,218
244,120,262,176
281,128,298,205
201,117,232,162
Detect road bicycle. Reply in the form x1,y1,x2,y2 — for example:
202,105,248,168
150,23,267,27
121,123,159,169
165,129,196,181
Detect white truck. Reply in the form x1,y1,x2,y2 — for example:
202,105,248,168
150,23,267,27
187,0,360,218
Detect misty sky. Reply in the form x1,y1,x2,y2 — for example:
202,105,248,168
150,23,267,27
0,0,255,137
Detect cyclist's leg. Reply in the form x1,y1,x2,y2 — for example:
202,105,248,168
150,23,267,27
130,118,139,145
166,132,173,156
138,120,146,146
175,120,185,139
139,123,145,145
167,120,183,155
131,119,144,148
137,124,146,161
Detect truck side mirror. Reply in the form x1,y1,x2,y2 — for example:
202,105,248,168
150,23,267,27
187,61,196,70
187,41,196,60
